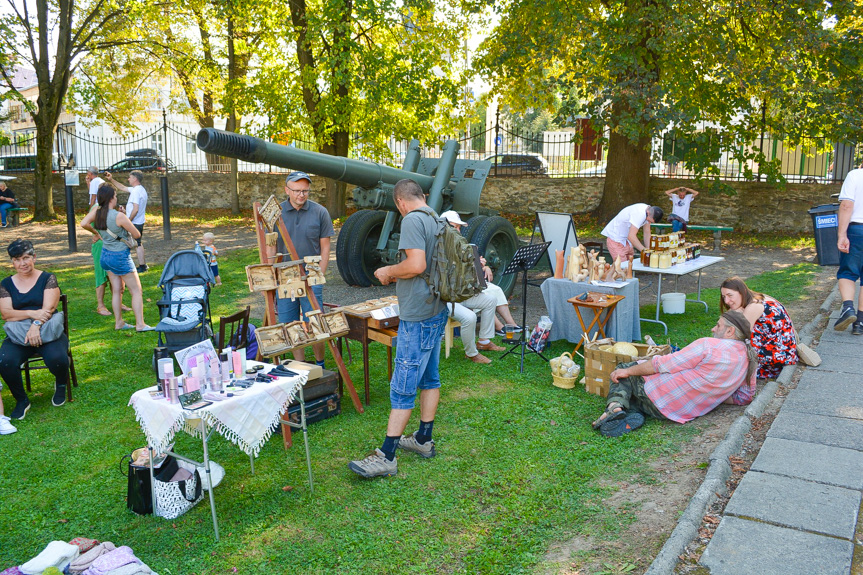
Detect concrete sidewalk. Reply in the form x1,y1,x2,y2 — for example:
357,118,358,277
698,309,863,575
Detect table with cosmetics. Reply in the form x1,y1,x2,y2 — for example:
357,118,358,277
128,360,310,541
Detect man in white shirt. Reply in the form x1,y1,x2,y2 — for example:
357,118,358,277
86,166,104,207
105,169,149,273
664,186,699,232
601,203,664,262
834,165,863,334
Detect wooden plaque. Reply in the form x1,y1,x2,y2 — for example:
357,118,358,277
246,264,278,292
322,311,350,337
258,195,282,232
255,324,292,357
284,321,312,348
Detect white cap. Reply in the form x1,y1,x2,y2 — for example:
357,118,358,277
440,210,467,226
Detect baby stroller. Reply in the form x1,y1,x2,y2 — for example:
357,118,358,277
154,249,215,353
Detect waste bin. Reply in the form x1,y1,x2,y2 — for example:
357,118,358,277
808,204,841,266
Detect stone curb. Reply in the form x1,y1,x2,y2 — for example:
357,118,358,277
644,279,837,575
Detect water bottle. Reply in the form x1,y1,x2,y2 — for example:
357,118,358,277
194,240,202,254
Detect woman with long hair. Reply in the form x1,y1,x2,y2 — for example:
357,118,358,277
719,276,797,380
81,185,152,331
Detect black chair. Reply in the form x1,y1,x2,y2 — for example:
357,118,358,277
24,293,78,402
217,306,250,352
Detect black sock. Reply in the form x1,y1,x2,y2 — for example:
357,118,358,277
381,435,400,461
843,300,854,312
415,420,434,444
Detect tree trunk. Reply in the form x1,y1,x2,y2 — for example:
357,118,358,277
594,130,652,222
322,131,349,218
34,122,57,220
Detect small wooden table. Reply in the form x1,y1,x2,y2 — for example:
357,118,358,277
338,309,398,405
566,293,626,354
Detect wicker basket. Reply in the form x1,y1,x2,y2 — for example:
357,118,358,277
551,352,580,389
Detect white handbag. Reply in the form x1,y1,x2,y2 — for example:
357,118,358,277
153,458,204,520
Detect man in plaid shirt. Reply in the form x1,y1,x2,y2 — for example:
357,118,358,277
592,310,758,437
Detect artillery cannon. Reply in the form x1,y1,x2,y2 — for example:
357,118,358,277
196,128,520,295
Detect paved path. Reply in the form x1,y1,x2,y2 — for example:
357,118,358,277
698,308,862,574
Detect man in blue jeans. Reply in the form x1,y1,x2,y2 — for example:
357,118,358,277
0,181,16,227
270,171,334,366
349,179,447,479
835,163,863,334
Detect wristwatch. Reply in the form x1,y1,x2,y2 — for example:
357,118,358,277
33,320,43,327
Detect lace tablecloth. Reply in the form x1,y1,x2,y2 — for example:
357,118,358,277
129,372,307,457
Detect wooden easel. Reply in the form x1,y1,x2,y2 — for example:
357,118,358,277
253,201,364,426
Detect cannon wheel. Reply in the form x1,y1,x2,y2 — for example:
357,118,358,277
335,211,363,285
471,216,519,297
460,215,487,242
346,210,388,287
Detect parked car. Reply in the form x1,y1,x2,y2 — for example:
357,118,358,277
483,153,549,176
106,149,175,173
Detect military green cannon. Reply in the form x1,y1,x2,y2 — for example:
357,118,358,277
196,128,520,295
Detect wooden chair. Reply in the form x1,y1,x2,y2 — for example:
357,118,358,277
217,306,250,352
24,293,78,402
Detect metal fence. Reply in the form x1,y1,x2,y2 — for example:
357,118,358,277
1,115,859,183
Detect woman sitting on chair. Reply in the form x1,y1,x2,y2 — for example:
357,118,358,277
0,239,70,421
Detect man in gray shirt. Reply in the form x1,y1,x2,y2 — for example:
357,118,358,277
349,179,448,479
273,171,334,365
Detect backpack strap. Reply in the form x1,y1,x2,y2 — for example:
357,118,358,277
405,208,447,312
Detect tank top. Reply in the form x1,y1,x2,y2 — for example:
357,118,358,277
99,209,131,252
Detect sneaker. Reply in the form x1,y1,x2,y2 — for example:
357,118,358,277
0,416,16,435
854,322,863,336
467,352,491,364
477,340,506,352
348,449,397,478
1,222,7,228
398,432,436,458
52,385,67,407
495,328,506,337
136,264,149,273
835,307,856,331
10,400,31,420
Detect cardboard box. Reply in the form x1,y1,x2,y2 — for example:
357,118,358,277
283,360,323,381
583,339,671,397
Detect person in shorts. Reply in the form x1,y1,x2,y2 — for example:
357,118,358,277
201,232,221,286
600,203,664,262
834,164,863,334
104,170,148,273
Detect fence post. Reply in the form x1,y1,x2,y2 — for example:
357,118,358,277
494,109,500,173
161,110,172,240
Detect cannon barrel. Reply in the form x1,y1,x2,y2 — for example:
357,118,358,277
196,128,435,190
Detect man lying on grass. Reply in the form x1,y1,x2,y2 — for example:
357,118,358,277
591,310,758,437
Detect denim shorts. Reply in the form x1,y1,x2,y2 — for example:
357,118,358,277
277,283,323,323
390,308,448,410
838,224,863,282
100,247,135,276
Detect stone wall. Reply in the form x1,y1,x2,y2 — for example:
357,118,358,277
4,171,841,233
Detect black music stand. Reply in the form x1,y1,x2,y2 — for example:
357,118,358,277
500,241,552,372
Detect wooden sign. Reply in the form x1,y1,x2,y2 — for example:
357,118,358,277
258,195,282,232
246,264,278,292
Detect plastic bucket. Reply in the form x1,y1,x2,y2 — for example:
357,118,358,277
661,292,686,314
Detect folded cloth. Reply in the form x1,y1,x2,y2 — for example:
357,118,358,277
42,569,63,575
83,546,139,575
105,562,157,575
19,541,80,574
70,542,116,574
69,538,100,554
0,567,23,575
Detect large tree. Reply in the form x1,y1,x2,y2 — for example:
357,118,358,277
477,0,863,220
0,0,134,220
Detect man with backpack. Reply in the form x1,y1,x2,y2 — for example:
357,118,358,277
348,179,449,479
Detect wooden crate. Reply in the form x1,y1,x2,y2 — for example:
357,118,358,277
255,324,292,357
322,311,350,337
246,264,277,292
583,340,671,397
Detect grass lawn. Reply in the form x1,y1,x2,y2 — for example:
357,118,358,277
0,234,818,573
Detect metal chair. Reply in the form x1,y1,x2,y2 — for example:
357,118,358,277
24,293,78,402
217,306,250,352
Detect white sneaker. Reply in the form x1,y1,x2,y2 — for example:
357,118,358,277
0,416,17,435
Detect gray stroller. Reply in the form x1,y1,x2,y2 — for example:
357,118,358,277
154,249,215,353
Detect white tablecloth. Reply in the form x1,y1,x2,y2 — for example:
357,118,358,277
129,372,307,457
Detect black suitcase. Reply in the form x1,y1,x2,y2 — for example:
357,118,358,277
284,392,341,428
291,370,338,405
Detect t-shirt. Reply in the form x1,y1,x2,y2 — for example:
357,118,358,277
202,245,218,265
670,194,694,222
0,187,15,206
126,185,148,225
601,203,648,245
88,177,104,201
276,199,335,259
396,208,442,322
839,168,863,223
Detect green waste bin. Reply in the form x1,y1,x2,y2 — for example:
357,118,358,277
808,204,840,266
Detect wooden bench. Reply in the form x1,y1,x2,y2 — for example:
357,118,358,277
651,223,733,251
8,207,27,227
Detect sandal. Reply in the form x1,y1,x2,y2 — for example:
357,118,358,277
600,411,645,437
116,323,135,330
591,402,625,430
95,308,111,316
121,304,133,312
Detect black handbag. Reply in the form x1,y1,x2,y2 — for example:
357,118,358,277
122,451,153,515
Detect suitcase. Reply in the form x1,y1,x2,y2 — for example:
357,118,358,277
283,392,341,428
290,369,338,405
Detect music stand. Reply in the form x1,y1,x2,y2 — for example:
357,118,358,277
500,241,551,372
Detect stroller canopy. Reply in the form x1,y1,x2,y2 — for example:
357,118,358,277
158,249,215,289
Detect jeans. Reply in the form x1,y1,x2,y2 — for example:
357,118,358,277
838,224,863,282
606,361,667,420
277,283,324,323
0,335,70,403
0,203,12,225
390,308,448,410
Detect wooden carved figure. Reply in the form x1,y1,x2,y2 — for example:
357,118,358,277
626,255,634,279
304,255,326,286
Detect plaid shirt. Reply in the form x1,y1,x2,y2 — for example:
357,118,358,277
644,337,755,423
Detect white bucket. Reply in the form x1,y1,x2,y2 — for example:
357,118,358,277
661,292,686,314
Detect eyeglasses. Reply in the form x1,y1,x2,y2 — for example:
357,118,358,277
287,187,310,195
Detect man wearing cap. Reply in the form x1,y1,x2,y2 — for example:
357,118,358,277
601,203,664,262
274,171,334,366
